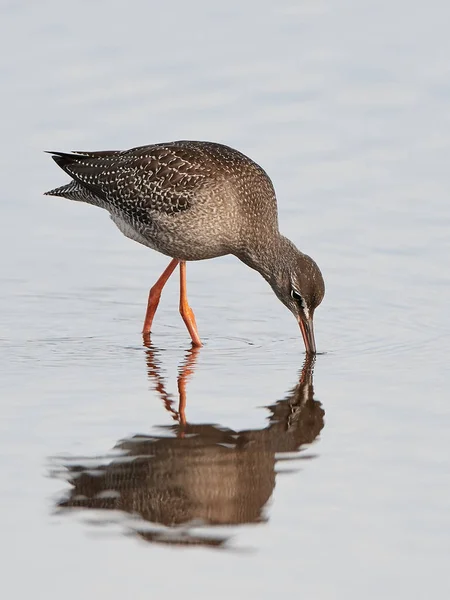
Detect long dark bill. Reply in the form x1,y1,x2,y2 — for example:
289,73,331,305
298,317,317,355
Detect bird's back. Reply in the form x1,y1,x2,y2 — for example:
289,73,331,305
45,140,280,261
45,141,277,221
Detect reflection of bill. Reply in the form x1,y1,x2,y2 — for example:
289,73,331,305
53,346,324,548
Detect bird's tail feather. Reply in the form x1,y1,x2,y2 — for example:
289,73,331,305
44,180,98,203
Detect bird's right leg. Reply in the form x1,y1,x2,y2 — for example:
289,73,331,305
142,258,179,335
179,261,202,347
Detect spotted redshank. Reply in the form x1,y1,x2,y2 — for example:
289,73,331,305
45,141,325,353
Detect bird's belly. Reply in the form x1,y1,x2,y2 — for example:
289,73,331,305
109,212,230,260
110,214,158,249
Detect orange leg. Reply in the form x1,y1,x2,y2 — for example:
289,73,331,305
142,258,179,335
179,261,202,347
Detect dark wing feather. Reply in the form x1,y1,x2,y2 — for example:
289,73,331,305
46,150,120,158
47,144,213,218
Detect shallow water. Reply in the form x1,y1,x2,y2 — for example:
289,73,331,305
1,0,450,598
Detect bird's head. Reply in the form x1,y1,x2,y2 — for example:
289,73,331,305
270,250,325,354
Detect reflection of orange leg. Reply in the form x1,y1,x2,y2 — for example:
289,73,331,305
177,345,201,427
177,383,187,427
179,261,202,347
143,340,177,419
144,337,201,429
142,258,179,335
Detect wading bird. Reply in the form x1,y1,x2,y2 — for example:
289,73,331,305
45,141,325,352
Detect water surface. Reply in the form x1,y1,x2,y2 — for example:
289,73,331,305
1,1,449,598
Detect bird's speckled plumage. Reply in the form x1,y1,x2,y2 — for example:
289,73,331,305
45,140,325,351
45,141,278,261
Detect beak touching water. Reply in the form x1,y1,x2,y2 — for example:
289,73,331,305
298,315,316,355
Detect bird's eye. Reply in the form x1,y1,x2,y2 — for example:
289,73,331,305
290,288,303,303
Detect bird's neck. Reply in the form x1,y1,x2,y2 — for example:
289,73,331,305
235,234,299,284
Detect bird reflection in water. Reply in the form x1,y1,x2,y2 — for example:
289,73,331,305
53,343,325,548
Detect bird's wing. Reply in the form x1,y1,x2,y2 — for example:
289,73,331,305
47,144,213,218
